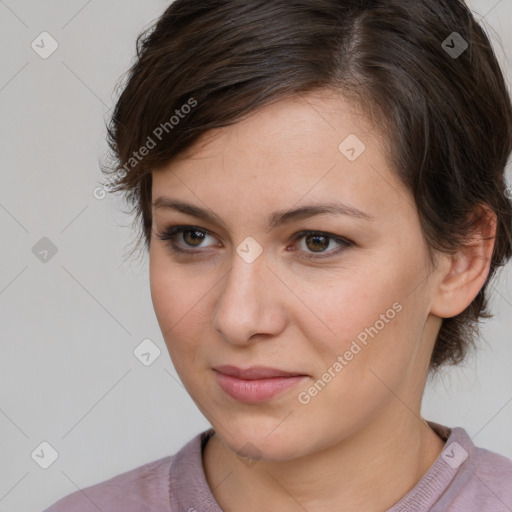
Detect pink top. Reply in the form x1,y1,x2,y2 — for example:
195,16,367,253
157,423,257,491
43,421,512,511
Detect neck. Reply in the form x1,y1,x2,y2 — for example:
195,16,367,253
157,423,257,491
203,409,445,512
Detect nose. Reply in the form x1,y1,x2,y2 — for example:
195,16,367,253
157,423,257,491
212,254,287,346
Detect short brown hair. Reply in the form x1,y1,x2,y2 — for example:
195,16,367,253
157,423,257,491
100,0,512,373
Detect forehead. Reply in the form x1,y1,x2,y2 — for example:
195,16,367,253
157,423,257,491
172,91,379,163
152,91,408,224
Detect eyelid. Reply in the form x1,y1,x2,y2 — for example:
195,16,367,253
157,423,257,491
157,225,220,248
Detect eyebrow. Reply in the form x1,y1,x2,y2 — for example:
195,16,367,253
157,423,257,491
152,197,373,231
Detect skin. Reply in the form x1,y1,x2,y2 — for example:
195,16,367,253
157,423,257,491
149,90,497,512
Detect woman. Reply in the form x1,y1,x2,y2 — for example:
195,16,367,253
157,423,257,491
44,0,512,510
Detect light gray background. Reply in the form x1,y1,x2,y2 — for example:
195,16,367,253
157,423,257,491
0,1,511,511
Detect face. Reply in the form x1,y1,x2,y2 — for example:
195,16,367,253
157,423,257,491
149,91,442,461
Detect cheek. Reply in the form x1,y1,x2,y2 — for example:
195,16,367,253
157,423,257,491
300,270,400,347
149,249,213,373
303,256,424,384
149,256,179,333
292,300,418,443
149,246,204,327
149,251,193,350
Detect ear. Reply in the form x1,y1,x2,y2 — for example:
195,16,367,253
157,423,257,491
430,205,497,319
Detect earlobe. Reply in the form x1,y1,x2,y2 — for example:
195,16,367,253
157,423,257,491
430,206,497,319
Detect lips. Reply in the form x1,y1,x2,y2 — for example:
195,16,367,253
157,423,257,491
212,365,308,403
213,365,306,379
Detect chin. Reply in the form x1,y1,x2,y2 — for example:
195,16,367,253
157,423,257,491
214,415,320,462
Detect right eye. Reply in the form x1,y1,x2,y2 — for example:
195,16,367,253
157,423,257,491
156,225,220,255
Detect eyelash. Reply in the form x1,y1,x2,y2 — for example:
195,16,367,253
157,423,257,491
156,225,353,261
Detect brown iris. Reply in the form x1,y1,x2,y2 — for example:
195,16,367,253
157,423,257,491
183,229,206,247
304,234,329,253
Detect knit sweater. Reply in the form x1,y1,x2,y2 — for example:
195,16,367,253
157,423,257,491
43,421,512,511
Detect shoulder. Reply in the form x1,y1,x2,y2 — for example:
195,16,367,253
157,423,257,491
439,443,512,511
466,446,512,493
41,429,213,512
42,454,174,512
475,445,512,476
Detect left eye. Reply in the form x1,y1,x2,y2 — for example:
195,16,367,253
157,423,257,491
156,226,352,260
293,231,350,256
288,230,353,260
